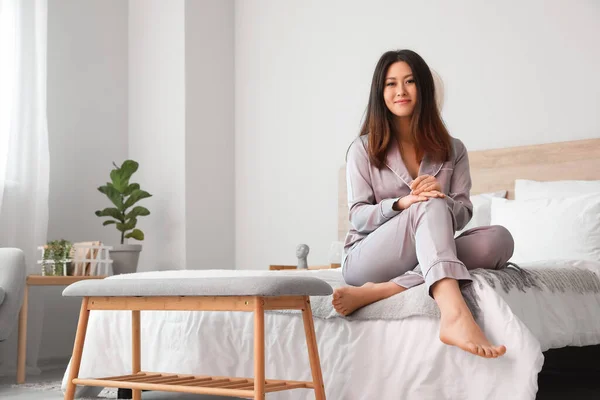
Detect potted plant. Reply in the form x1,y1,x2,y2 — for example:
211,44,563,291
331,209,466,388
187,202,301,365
41,239,73,276
95,160,152,274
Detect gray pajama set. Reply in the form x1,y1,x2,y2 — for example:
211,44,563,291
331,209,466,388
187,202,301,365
342,135,514,294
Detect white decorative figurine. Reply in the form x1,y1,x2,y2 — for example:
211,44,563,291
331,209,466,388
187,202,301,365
296,244,309,269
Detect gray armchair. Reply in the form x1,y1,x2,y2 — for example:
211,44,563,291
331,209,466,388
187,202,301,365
0,248,26,341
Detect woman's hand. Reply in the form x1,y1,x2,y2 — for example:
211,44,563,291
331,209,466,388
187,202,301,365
411,175,443,195
394,191,446,210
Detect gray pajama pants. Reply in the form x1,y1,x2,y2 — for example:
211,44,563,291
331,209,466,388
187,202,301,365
342,198,514,294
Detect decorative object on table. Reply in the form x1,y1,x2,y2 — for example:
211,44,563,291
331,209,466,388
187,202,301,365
327,241,344,269
39,239,72,276
95,159,152,274
70,241,114,276
37,241,113,276
70,241,98,276
296,244,310,269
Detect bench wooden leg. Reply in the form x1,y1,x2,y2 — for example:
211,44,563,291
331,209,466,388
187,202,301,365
64,298,91,400
132,310,141,400
254,297,265,400
302,296,326,400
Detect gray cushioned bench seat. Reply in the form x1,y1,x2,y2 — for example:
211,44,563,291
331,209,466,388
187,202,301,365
62,276,333,298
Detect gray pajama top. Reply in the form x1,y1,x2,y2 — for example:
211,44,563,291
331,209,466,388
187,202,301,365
343,135,474,256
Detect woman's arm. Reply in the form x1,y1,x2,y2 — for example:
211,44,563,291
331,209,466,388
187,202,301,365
445,139,473,231
346,139,401,234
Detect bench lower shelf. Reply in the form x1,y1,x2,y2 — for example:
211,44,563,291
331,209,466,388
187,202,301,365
73,371,314,398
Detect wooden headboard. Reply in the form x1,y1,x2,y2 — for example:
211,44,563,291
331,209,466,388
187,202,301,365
338,138,600,241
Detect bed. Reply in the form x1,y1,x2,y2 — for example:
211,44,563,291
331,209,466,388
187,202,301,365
62,138,600,399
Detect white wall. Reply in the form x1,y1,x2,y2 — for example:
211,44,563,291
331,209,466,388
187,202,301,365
235,0,600,270
129,0,186,271
43,0,128,362
185,0,235,269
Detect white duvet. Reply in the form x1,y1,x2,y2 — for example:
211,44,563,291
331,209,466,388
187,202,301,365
61,260,600,400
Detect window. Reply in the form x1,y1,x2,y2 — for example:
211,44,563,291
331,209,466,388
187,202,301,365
0,0,16,182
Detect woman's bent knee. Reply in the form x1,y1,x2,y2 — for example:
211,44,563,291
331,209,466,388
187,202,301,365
407,197,447,215
491,225,514,259
485,225,514,268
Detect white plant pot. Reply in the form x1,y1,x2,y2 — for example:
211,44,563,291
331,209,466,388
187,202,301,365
110,244,142,275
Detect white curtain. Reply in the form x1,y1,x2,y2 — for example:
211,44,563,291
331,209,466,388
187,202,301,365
0,0,49,375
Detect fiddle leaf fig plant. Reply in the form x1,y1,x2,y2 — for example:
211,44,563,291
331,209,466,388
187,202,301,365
95,160,152,244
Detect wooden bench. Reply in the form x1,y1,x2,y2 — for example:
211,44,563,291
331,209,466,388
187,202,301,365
62,276,333,400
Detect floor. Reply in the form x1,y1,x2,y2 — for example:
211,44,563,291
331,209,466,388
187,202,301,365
1,364,599,399
0,366,240,400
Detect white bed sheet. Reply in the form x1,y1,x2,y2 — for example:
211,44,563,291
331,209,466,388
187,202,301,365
61,268,549,400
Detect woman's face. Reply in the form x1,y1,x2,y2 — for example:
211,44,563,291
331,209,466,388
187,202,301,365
383,61,417,119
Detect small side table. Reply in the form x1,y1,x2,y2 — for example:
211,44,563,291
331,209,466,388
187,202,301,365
16,275,106,384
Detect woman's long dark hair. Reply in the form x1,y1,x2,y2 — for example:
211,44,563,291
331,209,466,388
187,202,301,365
360,49,452,168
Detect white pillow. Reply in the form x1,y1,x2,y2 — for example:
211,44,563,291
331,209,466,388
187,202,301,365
455,190,507,236
490,194,600,264
515,179,600,200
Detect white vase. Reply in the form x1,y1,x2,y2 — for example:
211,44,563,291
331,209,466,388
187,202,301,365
110,244,142,275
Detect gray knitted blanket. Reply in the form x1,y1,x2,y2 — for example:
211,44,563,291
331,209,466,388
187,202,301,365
273,264,600,321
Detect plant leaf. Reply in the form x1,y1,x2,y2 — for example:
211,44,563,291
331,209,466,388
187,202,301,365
110,169,126,193
125,206,150,220
123,189,152,209
119,160,139,181
95,207,124,222
125,229,144,241
110,160,139,193
117,218,137,232
98,185,124,209
123,183,140,196
102,220,117,226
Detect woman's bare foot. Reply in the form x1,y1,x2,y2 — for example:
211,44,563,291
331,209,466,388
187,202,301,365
332,282,405,316
439,308,506,358
432,278,506,358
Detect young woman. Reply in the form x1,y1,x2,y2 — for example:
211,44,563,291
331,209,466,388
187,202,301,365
333,49,514,359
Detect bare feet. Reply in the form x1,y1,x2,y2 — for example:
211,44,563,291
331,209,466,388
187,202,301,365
332,282,405,316
432,278,506,358
439,306,507,358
